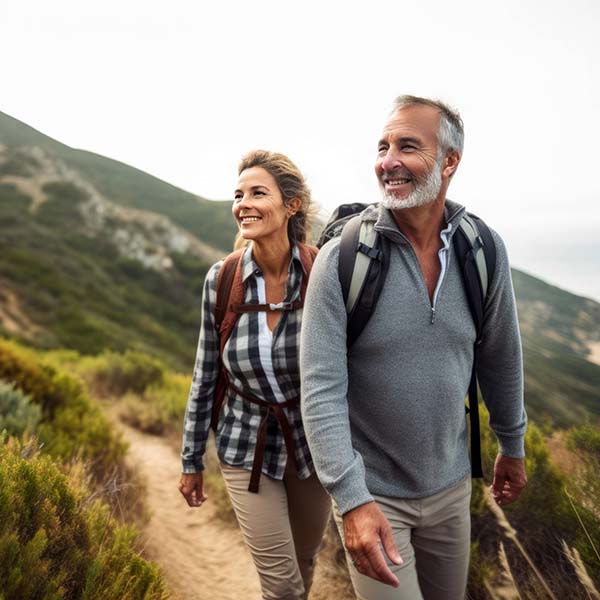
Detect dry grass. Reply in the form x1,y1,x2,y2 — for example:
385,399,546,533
562,540,600,600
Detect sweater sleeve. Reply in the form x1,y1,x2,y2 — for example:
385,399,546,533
476,229,527,458
181,260,222,473
300,240,374,514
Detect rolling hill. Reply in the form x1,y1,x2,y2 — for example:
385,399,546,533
0,111,598,426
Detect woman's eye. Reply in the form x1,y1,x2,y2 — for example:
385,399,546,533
234,193,242,201
254,190,265,196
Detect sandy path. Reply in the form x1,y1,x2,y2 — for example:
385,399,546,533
121,424,262,600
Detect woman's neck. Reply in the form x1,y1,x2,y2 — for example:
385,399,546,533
251,235,292,280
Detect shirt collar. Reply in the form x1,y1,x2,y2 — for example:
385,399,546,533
374,198,466,243
240,241,302,283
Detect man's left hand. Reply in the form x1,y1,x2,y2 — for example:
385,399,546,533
491,454,527,505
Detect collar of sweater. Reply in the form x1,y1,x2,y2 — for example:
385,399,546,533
366,199,466,245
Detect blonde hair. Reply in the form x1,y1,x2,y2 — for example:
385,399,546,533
237,150,314,244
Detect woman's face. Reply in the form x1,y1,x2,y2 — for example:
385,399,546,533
233,167,294,242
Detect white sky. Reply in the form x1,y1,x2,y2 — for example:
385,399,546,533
2,0,600,301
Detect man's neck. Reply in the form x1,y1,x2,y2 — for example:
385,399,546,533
390,197,446,252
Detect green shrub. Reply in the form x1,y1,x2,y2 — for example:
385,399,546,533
0,339,127,479
0,437,166,600
0,381,41,437
568,423,600,457
120,372,189,435
82,350,166,397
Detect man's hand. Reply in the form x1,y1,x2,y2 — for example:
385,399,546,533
342,501,403,587
178,472,207,507
491,455,527,505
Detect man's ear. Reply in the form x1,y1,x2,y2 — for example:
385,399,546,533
287,197,301,216
443,150,461,179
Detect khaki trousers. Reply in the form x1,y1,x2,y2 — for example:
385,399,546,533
334,476,472,600
220,462,331,600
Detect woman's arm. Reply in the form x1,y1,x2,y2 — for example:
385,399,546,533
180,260,222,474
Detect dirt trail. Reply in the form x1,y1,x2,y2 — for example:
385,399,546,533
121,424,261,600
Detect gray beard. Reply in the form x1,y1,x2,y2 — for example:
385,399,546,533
380,160,443,210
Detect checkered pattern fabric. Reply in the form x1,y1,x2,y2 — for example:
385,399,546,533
181,243,314,481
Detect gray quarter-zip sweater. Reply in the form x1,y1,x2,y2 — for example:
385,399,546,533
300,201,527,515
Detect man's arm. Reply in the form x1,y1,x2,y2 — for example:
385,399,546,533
300,239,372,513
300,240,401,586
477,229,528,504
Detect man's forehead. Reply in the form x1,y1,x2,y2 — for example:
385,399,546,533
381,105,440,137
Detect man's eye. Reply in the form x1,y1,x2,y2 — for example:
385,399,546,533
378,145,388,153
401,145,416,151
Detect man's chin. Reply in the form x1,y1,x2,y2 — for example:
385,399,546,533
381,192,435,210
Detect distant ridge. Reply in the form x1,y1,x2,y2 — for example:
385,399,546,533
0,111,237,252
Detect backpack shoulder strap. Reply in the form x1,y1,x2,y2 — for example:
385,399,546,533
338,216,390,347
453,211,497,480
297,242,319,304
211,249,245,432
454,213,496,343
215,249,245,354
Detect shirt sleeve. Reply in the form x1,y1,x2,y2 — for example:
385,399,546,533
300,240,374,515
181,260,222,473
476,228,527,458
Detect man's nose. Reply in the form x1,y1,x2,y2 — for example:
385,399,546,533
380,149,401,173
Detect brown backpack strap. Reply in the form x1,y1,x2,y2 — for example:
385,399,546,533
297,242,319,305
211,249,245,431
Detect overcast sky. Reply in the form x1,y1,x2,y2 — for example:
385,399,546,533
3,0,599,301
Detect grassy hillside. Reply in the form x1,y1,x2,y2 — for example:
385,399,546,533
0,111,237,252
0,181,210,369
513,270,600,426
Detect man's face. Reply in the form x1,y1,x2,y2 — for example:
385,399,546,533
375,105,444,210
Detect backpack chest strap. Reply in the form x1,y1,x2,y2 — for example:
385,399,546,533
231,300,303,313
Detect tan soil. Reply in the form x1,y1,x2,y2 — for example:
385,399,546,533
121,424,261,600
587,341,600,367
118,420,356,599
0,284,43,339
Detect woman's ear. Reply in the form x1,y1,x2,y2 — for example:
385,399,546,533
287,197,301,217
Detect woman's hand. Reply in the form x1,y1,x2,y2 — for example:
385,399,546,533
178,472,208,507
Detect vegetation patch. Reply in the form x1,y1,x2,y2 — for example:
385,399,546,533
0,437,166,600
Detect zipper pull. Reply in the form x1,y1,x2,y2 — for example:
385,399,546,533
431,307,436,324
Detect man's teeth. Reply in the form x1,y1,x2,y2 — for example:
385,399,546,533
387,179,410,185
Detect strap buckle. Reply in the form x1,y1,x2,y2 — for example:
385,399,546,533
356,242,381,260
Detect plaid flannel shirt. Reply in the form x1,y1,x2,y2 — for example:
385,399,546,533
181,242,314,480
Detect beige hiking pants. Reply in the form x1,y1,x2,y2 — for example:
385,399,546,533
220,462,331,600
334,475,472,600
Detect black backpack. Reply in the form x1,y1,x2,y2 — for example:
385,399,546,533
316,203,497,478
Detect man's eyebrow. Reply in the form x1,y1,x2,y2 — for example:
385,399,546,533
396,136,422,146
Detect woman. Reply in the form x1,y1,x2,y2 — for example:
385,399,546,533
178,150,331,600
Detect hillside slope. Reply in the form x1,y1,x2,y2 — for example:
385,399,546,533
0,111,237,251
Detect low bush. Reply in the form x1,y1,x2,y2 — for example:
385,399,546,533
0,339,127,479
0,437,166,600
119,372,189,435
81,350,166,397
0,381,41,437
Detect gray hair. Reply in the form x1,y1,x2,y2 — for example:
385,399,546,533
392,95,464,155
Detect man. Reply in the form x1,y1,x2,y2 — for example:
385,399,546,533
300,95,527,600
